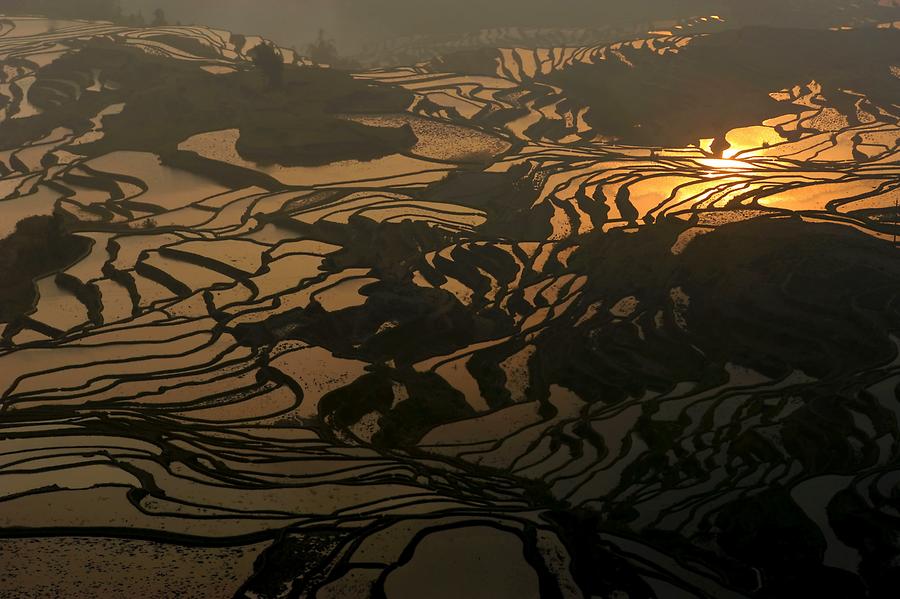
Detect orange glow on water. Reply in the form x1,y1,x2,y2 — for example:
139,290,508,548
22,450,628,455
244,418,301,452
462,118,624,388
696,158,756,171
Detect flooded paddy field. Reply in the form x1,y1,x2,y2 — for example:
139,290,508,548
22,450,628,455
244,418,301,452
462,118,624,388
0,8,900,598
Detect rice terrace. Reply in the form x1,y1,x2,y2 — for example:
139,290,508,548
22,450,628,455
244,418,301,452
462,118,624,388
0,1,899,597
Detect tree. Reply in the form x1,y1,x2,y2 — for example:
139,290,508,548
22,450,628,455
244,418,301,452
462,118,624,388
151,8,167,27
129,10,146,26
248,42,283,88
307,28,339,66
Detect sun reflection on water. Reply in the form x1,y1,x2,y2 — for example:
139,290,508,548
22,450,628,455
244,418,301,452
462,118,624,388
696,158,756,171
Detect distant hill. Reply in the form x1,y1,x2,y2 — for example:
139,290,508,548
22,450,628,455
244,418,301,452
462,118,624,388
116,0,900,60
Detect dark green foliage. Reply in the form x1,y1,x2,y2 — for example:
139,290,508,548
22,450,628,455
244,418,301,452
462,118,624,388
319,372,395,430
676,217,900,379
145,34,219,59
830,489,900,599
545,510,655,599
306,29,339,66
0,214,91,324
374,371,476,447
717,487,866,597
316,366,476,447
422,166,550,239
248,42,284,88
236,532,347,599
150,8,166,27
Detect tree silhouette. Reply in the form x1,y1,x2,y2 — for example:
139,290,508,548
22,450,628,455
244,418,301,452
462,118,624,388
151,8,167,27
307,28,339,66
249,42,284,88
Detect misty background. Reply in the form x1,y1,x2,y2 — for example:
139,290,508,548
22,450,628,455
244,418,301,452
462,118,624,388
3,0,897,60
113,0,895,56
117,0,718,54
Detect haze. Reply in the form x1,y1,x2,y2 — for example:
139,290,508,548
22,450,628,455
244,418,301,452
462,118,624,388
115,0,884,54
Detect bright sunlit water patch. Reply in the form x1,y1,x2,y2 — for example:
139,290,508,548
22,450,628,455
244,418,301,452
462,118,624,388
722,125,788,158
696,157,757,171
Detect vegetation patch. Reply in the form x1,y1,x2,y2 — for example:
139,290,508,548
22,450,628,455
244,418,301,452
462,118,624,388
0,215,92,323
